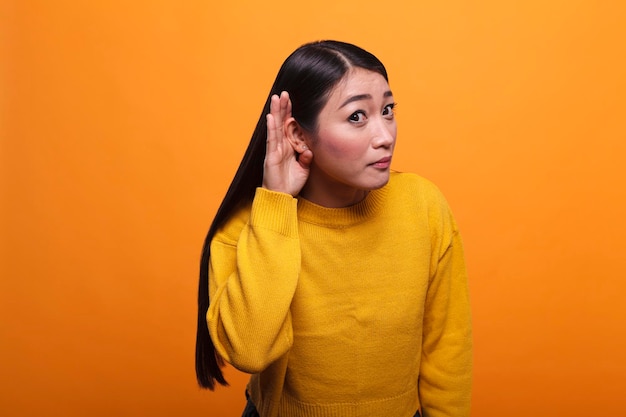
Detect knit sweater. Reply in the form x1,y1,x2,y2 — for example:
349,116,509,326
207,172,472,417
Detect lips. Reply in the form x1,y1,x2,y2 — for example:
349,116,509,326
370,156,392,168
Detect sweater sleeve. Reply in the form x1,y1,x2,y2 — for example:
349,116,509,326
207,187,301,374
419,206,473,417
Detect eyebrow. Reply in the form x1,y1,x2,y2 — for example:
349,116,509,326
338,90,394,109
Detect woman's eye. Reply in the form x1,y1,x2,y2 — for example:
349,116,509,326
348,111,366,123
382,103,396,118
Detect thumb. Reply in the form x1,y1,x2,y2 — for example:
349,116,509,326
298,149,313,169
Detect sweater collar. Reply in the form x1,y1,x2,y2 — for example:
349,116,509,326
296,184,389,228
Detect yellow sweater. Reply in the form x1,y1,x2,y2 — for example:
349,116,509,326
207,172,472,417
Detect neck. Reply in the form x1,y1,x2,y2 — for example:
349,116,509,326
299,181,369,208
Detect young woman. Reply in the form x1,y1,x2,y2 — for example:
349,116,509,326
196,40,472,417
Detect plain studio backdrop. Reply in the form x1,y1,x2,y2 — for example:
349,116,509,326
1,1,625,416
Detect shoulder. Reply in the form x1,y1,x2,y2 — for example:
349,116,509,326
388,171,449,208
387,171,458,231
211,203,252,247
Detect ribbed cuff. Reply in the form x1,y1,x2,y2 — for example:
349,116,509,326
250,187,299,237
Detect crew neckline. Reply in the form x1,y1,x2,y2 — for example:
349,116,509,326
296,185,389,228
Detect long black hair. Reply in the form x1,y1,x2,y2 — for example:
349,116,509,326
196,40,389,389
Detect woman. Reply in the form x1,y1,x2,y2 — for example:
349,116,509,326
196,40,472,417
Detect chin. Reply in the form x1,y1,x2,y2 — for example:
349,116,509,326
362,174,390,191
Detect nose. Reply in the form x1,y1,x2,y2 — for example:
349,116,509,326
371,118,396,149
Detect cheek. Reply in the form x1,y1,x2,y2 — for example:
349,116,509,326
316,130,367,160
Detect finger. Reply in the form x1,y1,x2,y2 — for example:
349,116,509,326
278,91,290,125
271,94,287,139
270,93,280,118
266,113,277,154
269,94,285,143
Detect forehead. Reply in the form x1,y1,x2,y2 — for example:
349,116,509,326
327,68,391,104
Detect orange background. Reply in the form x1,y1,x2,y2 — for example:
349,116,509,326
2,1,625,416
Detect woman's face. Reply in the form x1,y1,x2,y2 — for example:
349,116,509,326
300,67,397,207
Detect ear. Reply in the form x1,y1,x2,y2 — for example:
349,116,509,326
284,117,310,154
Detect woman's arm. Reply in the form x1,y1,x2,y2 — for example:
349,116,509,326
207,188,301,374
207,91,312,374
419,209,473,417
